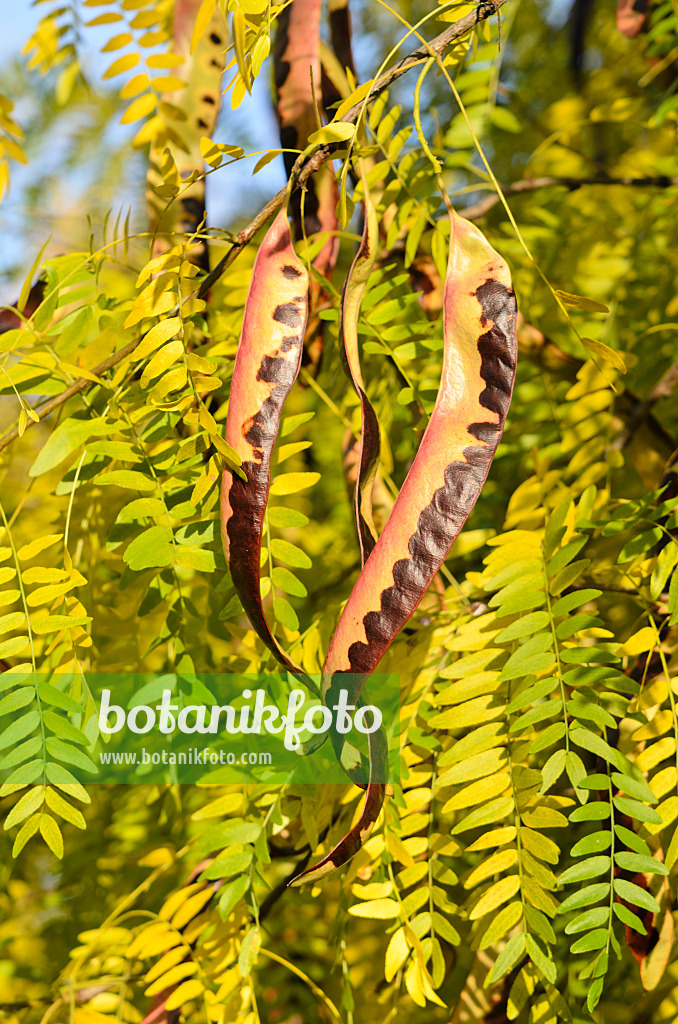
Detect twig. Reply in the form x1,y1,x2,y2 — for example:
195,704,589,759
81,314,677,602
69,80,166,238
613,359,678,451
199,0,510,295
0,338,139,454
0,0,507,455
460,174,678,221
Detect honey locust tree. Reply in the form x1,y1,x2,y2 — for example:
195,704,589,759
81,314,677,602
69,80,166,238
1,1,678,1022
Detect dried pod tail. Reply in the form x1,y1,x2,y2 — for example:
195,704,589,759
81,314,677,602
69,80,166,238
293,209,518,883
341,186,381,563
221,210,310,675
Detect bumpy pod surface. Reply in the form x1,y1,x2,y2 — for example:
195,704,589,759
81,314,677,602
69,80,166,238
292,210,518,884
221,210,309,674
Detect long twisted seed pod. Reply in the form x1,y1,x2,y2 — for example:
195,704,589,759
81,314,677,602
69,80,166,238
221,210,309,675
147,0,226,269
291,209,518,885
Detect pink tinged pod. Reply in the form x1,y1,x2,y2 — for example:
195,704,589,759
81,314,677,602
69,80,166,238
221,210,310,674
293,210,518,883
617,0,649,37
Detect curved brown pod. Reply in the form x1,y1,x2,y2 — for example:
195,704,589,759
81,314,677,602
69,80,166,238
221,209,309,674
324,210,517,687
340,187,381,563
292,210,518,884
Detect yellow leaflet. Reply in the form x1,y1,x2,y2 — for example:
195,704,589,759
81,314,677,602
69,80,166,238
351,881,393,900
385,926,409,982
438,747,508,787
127,925,174,960
232,8,251,93
440,648,503,678
435,673,503,707
171,887,214,929
386,832,416,868
442,772,510,814
166,980,204,1011
469,874,521,921
651,767,678,801
431,694,505,731
348,898,399,920
45,788,86,829
620,625,656,656
555,289,609,313
103,52,139,79
479,900,523,950
141,339,184,388
466,826,517,852
4,787,45,830
522,851,557,890
519,827,560,865
38,813,63,859
633,710,675,742
121,74,150,100
523,877,559,917
646,796,678,836
465,848,518,890
121,92,157,125
12,813,41,856
101,33,133,52
159,882,204,920
521,805,568,829
145,961,197,997
336,79,375,120
17,534,63,560
192,793,243,820
26,582,79,607
191,0,218,54
636,737,676,773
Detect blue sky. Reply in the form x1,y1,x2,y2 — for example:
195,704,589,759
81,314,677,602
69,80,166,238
0,7,38,63
0,5,285,286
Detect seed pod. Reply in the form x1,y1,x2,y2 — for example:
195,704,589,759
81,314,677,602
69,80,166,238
617,0,649,38
147,0,227,270
324,209,517,684
274,0,339,370
329,0,357,81
221,210,309,674
292,209,518,884
341,187,381,562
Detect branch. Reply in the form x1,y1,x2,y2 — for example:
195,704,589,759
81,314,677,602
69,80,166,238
0,0,507,455
612,359,678,451
199,0,509,296
460,174,678,221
